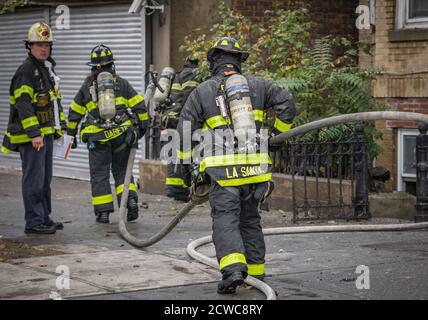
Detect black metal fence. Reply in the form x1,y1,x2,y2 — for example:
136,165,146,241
271,124,370,223
144,120,428,223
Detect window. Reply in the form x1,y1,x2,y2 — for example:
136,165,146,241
408,0,428,19
397,129,418,193
396,0,428,29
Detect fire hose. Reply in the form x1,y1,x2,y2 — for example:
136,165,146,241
118,111,428,300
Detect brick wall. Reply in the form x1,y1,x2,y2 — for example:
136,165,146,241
171,0,359,68
230,0,359,41
359,0,428,190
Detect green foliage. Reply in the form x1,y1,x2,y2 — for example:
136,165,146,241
179,1,252,82
0,0,28,14
180,1,384,161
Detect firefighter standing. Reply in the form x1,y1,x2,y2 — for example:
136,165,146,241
177,37,296,294
163,58,200,202
67,44,148,224
1,22,66,234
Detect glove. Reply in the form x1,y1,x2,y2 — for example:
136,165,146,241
138,127,146,139
268,137,282,152
189,163,210,205
253,181,275,203
71,136,77,149
125,127,139,147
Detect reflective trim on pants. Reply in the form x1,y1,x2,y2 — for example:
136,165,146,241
219,253,247,271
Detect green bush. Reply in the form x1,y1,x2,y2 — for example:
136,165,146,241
179,1,384,161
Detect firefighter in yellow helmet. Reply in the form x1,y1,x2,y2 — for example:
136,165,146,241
177,37,296,294
67,44,148,224
1,22,66,234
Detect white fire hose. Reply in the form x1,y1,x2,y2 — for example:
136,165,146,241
118,111,428,300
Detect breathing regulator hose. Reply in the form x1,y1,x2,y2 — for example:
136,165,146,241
118,111,428,300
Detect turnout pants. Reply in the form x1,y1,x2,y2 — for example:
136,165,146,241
88,134,138,214
165,162,191,199
20,135,53,229
209,182,266,279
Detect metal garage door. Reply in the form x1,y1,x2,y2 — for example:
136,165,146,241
0,4,146,182
50,4,146,180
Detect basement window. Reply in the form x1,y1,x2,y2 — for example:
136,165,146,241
397,129,417,194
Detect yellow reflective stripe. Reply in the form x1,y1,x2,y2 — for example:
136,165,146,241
91,52,97,58
247,264,265,276
177,149,192,160
60,112,65,121
1,146,11,154
41,127,55,135
165,178,188,188
14,85,34,99
6,131,30,144
6,127,55,144
86,101,97,112
171,83,182,91
92,194,113,205
101,51,106,57
9,96,16,105
116,183,137,195
182,80,199,89
80,120,132,141
274,118,292,133
115,96,127,107
138,112,149,121
67,121,78,130
71,101,86,115
205,115,230,129
128,95,144,108
253,109,264,122
80,125,104,134
200,153,272,172
221,39,228,46
217,173,272,187
21,116,39,129
219,253,247,271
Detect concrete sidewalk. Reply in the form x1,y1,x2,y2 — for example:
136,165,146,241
0,170,427,300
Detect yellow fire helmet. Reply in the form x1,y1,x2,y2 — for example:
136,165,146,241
26,22,54,43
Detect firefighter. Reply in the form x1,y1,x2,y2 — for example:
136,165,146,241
177,37,296,294
67,44,148,224
162,57,200,202
1,22,66,234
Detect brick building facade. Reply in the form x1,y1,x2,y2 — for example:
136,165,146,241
170,0,359,69
360,0,428,192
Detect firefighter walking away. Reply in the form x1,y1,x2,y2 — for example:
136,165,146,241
163,57,200,202
177,37,296,294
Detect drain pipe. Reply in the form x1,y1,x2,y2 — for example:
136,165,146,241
118,111,428,300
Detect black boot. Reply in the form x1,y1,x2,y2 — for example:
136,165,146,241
25,223,56,235
45,218,64,230
127,198,139,222
217,271,245,294
96,211,110,224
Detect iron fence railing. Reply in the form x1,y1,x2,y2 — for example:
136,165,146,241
271,124,370,222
